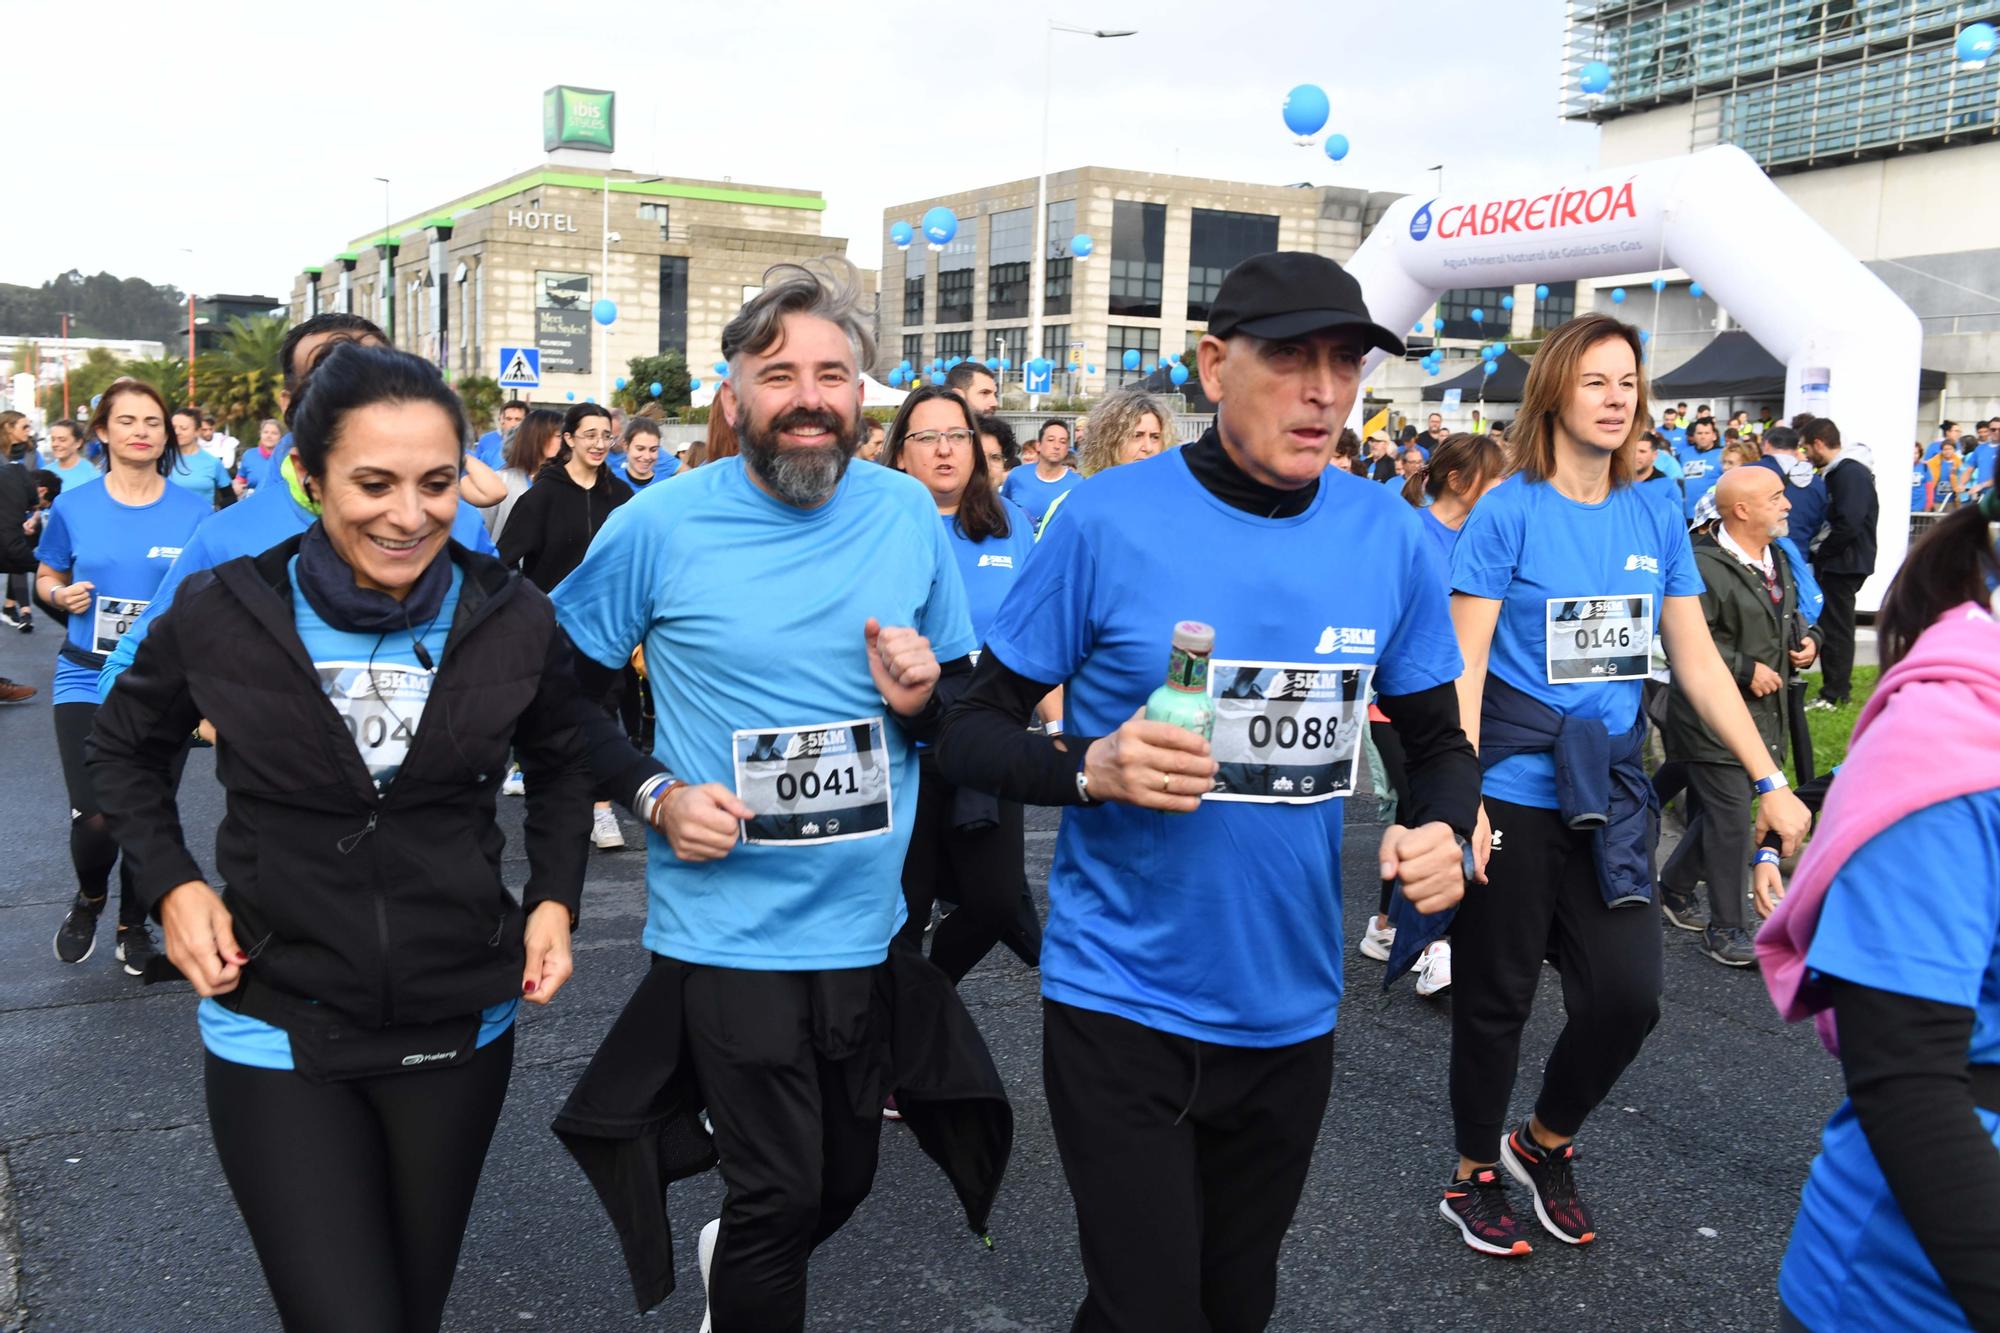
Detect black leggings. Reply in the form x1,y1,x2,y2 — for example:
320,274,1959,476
54,701,145,929
1369,720,1413,917
896,768,1031,983
1449,797,1663,1163
205,1026,514,1333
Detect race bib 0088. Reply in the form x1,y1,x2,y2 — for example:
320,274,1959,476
1206,661,1371,804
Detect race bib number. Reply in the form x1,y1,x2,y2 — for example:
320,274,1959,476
92,596,148,654
1206,661,1371,804
1545,596,1653,683
732,717,891,845
318,662,432,787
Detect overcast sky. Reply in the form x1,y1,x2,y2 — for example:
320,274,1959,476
15,0,1599,297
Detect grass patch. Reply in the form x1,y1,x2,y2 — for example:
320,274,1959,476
1790,665,1879,785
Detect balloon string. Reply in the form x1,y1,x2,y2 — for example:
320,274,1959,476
1647,231,1668,378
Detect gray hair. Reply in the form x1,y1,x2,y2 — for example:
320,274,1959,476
722,256,876,380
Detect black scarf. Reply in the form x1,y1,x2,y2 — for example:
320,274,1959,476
295,521,452,634
1183,427,1319,519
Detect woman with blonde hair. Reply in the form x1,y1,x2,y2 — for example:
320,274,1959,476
1075,388,1176,477
1431,312,1810,1257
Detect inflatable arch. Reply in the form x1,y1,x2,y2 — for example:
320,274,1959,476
1346,144,1919,609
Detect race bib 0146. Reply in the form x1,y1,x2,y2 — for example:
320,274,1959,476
1545,595,1653,684
92,596,148,655
1206,661,1371,804
732,717,892,845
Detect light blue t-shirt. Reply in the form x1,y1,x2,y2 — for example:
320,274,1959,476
1420,508,1460,586
1678,446,1725,520
1451,475,1700,810
1911,462,1932,513
34,480,209,705
99,474,498,699
50,458,100,494
1780,789,2000,1333
1653,448,1685,481
608,451,678,491
986,455,1461,1046
1001,465,1083,530
235,447,279,493
1658,426,1687,456
166,447,232,497
551,457,976,971
946,498,1037,643
473,430,507,471
1969,442,1996,490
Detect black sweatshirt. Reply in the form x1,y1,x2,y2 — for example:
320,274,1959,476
498,461,633,593
933,431,1482,837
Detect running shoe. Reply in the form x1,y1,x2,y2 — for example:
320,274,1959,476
591,806,625,850
1358,917,1395,962
1439,1168,1532,1256
1501,1123,1596,1245
53,893,105,964
1700,924,1758,968
501,765,526,797
115,922,159,978
1804,697,1841,713
0,606,20,632
1414,940,1453,997
1659,884,1709,933
882,1093,904,1122
696,1216,720,1333
0,678,35,704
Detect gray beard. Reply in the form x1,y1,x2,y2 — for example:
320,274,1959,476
742,421,858,507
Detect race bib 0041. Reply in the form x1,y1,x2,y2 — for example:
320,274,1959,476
732,717,892,845
1545,595,1653,684
1206,661,1371,804
92,596,148,655
318,662,433,788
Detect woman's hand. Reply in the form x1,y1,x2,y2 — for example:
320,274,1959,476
520,901,574,1005
1752,860,1786,918
55,580,94,616
159,881,245,996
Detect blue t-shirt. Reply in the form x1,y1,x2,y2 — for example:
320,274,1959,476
50,458,100,494
551,457,975,971
473,430,507,471
97,475,496,698
1451,475,1700,809
986,456,1461,1046
1658,426,1687,455
608,452,679,490
34,480,210,705
235,447,279,492
1970,442,1997,489
1912,463,1932,513
1001,465,1084,530
1780,789,2000,1333
1653,448,1685,481
1678,446,1725,520
946,498,1037,643
1420,508,1460,586
166,447,232,497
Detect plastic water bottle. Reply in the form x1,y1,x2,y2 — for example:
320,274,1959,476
1145,621,1215,740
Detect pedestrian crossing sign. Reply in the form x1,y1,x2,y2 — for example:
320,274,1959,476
498,347,541,389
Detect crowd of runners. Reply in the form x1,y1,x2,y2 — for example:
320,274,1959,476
0,248,1994,1333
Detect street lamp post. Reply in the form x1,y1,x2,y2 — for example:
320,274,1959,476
1028,21,1136,397
179,248,196,407
375,176,395,347
600,174,664,404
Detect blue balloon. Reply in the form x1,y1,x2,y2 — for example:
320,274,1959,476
1122,349,1141,371
1957,21,1997,65
1323,133,1349,162
1070,233,1094,260
998,359,1011,371
930,372,946,386
713,361,728,375
565,391,575,401
1650,277,1667,293
1500,295,1515,311
592,298,617,326
1169,363,1190,386
584,396,596,404
889,220,914,250
921,205,959,248
1580,60,1612,95
1282,84,1330,138
1638,330,1651,343
649,381,662,397
1431,318,1444,334
1535,284,1550,300
984,358,999,371
898,358,911,372
1470,308,1485,323
1483,359,1499,375
1610,287,1627,304
615,377,627,390
1689,282,1705,298
1086,364,1097,375
1413,323,1425,334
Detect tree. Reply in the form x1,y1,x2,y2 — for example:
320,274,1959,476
194,316,287,434
119,356,192,407
457,376,502,433
613,351,690,413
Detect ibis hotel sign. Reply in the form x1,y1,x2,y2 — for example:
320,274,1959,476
543,85,615,154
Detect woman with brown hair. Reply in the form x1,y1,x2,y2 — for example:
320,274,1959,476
1435,313,1810,1256
482,407,563,542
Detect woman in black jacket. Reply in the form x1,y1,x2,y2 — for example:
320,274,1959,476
89,345,663,1333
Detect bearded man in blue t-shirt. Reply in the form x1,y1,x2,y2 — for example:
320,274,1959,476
936,252,1483,1332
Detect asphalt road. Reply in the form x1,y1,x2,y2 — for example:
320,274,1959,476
0,624,1844,1333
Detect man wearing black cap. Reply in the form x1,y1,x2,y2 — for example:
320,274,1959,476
936,252,1481,1331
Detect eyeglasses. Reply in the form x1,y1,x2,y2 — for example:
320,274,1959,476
570,429,611,444
905,429,975,450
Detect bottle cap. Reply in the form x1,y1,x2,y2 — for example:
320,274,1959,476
1171,621,1215,655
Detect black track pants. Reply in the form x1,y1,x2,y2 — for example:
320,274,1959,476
896,773,1032,982
54,702,145,928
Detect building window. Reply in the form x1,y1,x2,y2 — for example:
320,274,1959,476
1187,208,1279,323
1042,323,1072,369
1536,280,1576,332
992,326,1027,370
938,330,972,362
1438,287,1512,341
902,333,924,372
1107,324,1160,389
904,275,925,326
1109,200,1165,319
937,269,973,325
1045,198,1077,316
638,202,670,241
658,256,688,355
988,207,1032,320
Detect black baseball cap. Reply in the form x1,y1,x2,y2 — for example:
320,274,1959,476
1206,251,1404,355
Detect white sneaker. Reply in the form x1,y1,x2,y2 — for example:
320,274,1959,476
1415,939,1453,998
1358,917,1395,962
592,806,625,850
697,1216,720,1333
501,766,526,797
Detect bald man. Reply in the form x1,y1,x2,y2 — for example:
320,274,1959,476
1658,466,1821,967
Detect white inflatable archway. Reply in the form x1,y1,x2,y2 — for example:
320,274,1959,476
1346,144,1919,610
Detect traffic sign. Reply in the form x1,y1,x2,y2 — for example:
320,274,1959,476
498,346,541,389
1024,358,1053,395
